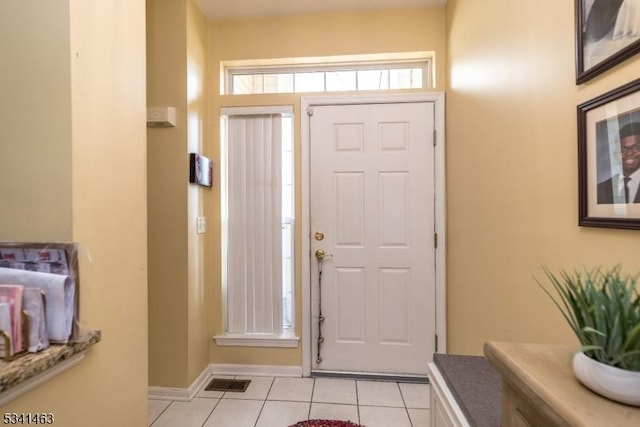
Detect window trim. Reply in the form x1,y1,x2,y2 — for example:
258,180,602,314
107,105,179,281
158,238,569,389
213,332,299,348
222,52,434,94
220,105,294,116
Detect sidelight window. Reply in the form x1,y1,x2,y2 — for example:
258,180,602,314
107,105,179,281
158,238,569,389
218,106,295,346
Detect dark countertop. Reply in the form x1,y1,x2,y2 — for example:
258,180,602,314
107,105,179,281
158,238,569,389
433,353,501,427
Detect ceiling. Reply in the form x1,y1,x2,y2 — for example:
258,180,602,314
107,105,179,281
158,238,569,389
195,0,445,20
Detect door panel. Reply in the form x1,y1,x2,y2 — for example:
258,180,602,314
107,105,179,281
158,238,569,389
335,173,364,246
310,102,436,376
336,267,365,342
380,172,409,245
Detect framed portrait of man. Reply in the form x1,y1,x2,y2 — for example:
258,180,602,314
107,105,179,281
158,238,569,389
576,0,640,83
579,78,640,229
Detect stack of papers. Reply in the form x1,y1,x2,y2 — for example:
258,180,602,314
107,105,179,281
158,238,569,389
0,285,24,356
0,286,49,356
0,303,12,355
0,268,75,344
0,247,70,275
22,288,48,352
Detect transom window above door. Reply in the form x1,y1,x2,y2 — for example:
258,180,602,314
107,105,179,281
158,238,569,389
221,52,434,95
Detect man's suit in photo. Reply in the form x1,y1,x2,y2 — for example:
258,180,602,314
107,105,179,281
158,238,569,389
597,175,640,204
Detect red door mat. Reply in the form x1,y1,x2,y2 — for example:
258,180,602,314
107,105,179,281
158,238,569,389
289,421,364,427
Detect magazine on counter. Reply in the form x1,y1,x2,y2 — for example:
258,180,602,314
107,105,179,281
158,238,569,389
0,247,69,275
0,285,23,356
0,303,12,356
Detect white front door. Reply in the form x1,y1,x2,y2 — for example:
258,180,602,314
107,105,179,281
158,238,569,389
309,101,437,376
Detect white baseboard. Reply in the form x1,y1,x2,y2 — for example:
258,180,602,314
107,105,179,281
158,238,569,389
148,365,212,401
210,363,302,378
148,363,303,401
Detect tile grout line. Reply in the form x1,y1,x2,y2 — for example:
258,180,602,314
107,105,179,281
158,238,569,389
149,400,173,427
197,374,228,427
355,380,361,425
397,382,415,427
199,396,222,427
200,374,229,427
199,375,231,427
253,376,275,427
308,377,316,420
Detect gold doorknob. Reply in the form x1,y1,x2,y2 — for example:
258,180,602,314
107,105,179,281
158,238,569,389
315,249,333,260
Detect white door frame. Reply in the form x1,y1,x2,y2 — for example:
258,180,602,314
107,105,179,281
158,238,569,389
301,92,447,377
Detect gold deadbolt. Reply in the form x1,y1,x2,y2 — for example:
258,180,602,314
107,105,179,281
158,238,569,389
314,231,325,241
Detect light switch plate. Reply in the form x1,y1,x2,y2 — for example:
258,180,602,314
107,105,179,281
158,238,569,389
197,216,206,234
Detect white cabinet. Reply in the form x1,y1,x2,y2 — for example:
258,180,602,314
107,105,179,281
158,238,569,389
427,362,470,427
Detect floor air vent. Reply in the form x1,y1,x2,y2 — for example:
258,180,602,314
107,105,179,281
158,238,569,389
205,378,252,392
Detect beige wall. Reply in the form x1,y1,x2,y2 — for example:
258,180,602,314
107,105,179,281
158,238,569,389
0,1,72,240
209,8,445,91
147,0,211,388
0,1,148,426
207,7,445,366
186,0,212,384
445,0,640,355
147,0,189,388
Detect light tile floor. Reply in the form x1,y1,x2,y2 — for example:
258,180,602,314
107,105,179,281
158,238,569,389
149,376,431,427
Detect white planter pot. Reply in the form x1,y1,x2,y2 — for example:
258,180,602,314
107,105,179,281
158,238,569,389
573,352,640,406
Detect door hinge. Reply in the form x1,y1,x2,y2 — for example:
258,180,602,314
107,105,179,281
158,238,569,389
433,129,437,146
434,232,438,249
307,106,314,116
435,334,439,352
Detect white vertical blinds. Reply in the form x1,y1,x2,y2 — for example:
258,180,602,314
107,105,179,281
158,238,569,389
226,114,283,334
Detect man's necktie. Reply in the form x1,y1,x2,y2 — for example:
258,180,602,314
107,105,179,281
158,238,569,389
624,177,632,203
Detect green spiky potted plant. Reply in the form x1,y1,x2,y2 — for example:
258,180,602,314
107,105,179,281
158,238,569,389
537,266,640,406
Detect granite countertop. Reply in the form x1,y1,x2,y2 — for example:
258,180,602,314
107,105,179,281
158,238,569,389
433,353,502,427
0,329,101,393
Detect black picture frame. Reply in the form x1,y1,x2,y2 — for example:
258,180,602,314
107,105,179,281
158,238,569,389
575,0,640,84
578,78,640,229
189,153,213,188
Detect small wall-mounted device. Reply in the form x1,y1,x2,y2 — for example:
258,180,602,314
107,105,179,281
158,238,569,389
147,106,176,127
189,153,213,187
